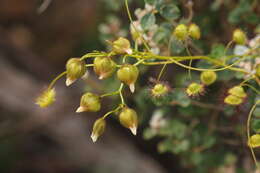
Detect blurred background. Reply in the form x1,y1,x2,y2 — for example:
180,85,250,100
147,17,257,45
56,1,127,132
0,0,259,173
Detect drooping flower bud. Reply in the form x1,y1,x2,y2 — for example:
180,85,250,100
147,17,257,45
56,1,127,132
91,118,106,143
76,93,101,113
119,107,138,135
200,71,217,85
248,134,260,148
188,23,201,40
93,57,116,80
224,95,243,105
66,58,87,86
228,86,247,98
186,82,204,96
232,29,247,45
256,64,260,77
112,37,132,54
151,83,169,97
173,24,188,41
36,88,56,108
117,64,139,93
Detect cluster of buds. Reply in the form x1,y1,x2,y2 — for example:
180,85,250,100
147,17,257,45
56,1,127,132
173,23,201,41
224,86,247,105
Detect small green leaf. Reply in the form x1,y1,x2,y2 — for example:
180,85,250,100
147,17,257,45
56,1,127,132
160,4,180,21
141,13,156,31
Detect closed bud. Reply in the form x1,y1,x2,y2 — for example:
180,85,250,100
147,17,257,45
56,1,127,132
248,134,260,148
36,88,56,108
94,57,116,79
112,37,132,54
200,71,217,85
228,86,247,98
186,82,204,96
256,64,260,77
188,23,201,40
232,29,247,45
91,118,106,143
173,24,188,41
119,108,138,135
66,58,87,86
151,83,169,97
117,65,139,93
224,95,243,105
76,93,101,113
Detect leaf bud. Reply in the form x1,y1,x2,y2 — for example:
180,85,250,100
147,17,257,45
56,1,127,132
186,82,204,96
91,118,106,143
224,95,243,105
119,107,138,135
76,92,101,113
94,57,116,79
117,64,139,93
173,24,188,41
248,134,260,148
200,71,217,85
188,23,201,40
228,86,247,98
112,37,132,54
232,29,247,45
36,88,56,108
66,58,87,86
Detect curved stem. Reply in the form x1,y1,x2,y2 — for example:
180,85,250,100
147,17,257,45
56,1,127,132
48,71,67,90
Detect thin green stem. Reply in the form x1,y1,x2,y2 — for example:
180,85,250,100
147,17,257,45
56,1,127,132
48,71,67,89
242,84,260,95
102,104,124,119
157,64,167,81
119,83,125,105
247,100,260,169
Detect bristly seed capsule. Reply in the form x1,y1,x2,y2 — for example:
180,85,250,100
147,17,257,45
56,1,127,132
76,92,101,113
119,107,138,135
94,57,116,80
66,58,87,86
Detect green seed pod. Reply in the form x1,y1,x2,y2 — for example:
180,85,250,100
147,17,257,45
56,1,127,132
76,93,101,113
173,24,188,41
36,88,56,108
117,64,139,93
112,37,132,54
232,29,247,45
94,57,116,80
200,71,217,85
66,58,86,86
256,64,260,77
248,134,260,148
119,107,138,135
186,82,204,96
91,118,106,143
151,83,169,97
188,23,201,40
228,86,247,98
224,95,243,105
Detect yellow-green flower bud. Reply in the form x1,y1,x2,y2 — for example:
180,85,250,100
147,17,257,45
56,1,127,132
228,86,247,98
94,57,116,80
91,118,106,143
36,88,56,108
66,58,86,86
256,64,260,77
248,134,260,148
117,64,139,93
112,37,132,54
151,83,169,97
200,71,217,85
232,29,247,45
188,23,201,40
173,24,188,41
186,82,204,96
76,93,101,113
119,108,138,135
224,95,243,105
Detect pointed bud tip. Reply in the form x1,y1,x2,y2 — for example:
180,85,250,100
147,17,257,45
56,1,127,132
130,126,137,135
76,106,85,113
91,133,98,143
129,83,135,93
66,78,75,86
126,48,133,55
